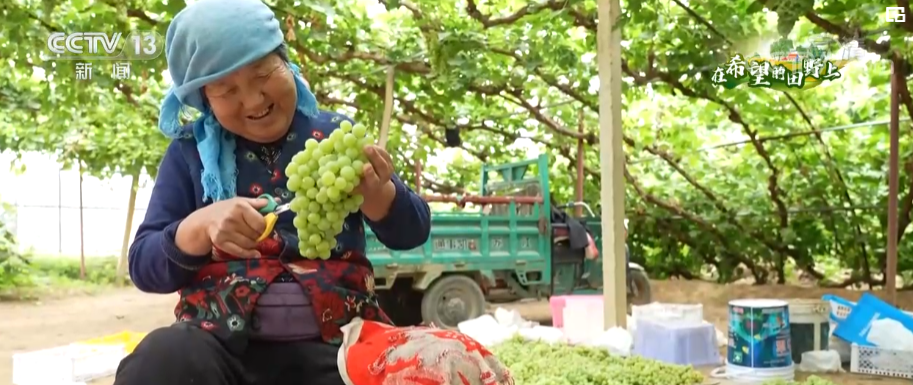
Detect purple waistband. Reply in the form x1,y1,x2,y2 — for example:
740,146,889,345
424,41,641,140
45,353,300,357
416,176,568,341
251,283,320,341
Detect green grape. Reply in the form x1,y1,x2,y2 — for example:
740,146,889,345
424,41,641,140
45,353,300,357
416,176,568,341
318,139,334,153
333,177,347,190
340,166,356,180
287,177,301,191
290,197,305,212
284,163,298,177
351,160,365,176
315,190,328,204
288,121,375,260
301,176,316,189
326,187,341,201
336,156,352,166
320,172,336,187
352,124,366,137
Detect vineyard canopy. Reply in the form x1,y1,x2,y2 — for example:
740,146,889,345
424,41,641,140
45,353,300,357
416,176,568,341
0,0,912,286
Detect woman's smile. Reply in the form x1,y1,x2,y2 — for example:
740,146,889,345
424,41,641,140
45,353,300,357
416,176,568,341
247,103,275,121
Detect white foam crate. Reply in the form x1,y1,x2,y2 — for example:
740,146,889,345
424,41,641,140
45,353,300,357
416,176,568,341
850,343,913,379
12,343,126,385
632,302,703,328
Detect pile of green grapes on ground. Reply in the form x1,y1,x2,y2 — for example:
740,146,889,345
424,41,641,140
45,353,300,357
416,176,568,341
285,121,374,259
491,338,840,385
491,338,704,385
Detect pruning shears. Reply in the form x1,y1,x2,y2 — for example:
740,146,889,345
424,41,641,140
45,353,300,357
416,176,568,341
256,194,290,242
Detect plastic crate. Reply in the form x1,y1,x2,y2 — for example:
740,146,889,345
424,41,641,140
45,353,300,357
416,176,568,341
834,293,913,346
850,343,913,379
12,344,126,385
822,294,855,327
631,302,703,329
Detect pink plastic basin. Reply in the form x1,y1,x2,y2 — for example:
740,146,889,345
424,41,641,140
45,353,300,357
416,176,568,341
549,295,603,328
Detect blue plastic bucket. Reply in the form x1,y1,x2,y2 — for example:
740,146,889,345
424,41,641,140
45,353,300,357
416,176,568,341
727,299,794,369
833,292,913,346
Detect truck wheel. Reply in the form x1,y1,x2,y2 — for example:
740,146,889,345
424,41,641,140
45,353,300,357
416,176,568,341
421,275,486,330
627,269,652,306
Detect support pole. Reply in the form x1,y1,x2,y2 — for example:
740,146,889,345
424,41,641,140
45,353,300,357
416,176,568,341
886,58,901,305
597,0,626,328
78,160,86,280
116,171,139,284
414,160,423,194
575,108,585,217
378,66,395,149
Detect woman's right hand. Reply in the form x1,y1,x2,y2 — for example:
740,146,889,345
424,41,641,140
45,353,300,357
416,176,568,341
177,197,270,258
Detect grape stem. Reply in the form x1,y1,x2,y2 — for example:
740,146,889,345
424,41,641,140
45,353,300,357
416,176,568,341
359,179,397,221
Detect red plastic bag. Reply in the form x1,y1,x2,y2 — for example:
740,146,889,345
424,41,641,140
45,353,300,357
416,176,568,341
585,233,599,260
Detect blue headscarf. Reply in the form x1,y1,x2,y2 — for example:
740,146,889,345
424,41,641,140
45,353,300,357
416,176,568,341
158,0,319,203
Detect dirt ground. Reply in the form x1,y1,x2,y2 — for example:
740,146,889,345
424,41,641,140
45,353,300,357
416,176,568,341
1,280,911,385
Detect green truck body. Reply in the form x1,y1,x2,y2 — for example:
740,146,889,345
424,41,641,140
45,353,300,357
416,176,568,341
366,155,649,328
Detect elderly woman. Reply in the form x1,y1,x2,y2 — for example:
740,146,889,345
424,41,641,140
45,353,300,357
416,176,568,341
116,0,513,384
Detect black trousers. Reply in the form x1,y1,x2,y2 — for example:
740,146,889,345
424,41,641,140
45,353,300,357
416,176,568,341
113,324,347,385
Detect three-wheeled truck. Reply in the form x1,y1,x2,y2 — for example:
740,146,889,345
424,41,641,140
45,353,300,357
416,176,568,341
368,155,651,328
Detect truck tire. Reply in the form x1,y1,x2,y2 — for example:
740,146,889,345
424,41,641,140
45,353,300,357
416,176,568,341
627,269,652,306
421,275,486,330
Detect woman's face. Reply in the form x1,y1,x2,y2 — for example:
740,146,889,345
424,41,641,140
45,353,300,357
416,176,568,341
203,53,297,143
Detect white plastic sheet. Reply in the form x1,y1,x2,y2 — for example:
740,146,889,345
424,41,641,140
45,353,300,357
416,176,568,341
868,318,913,351
797,351,843,373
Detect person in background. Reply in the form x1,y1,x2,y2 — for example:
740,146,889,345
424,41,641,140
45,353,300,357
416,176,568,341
115,0,513,384
625,218,630,265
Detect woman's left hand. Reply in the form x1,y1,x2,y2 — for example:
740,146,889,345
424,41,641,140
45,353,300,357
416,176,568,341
354,145,394,196
355,145,398,221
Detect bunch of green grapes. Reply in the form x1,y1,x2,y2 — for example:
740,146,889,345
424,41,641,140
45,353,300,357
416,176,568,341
772,0,814,37
284,121,374,259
